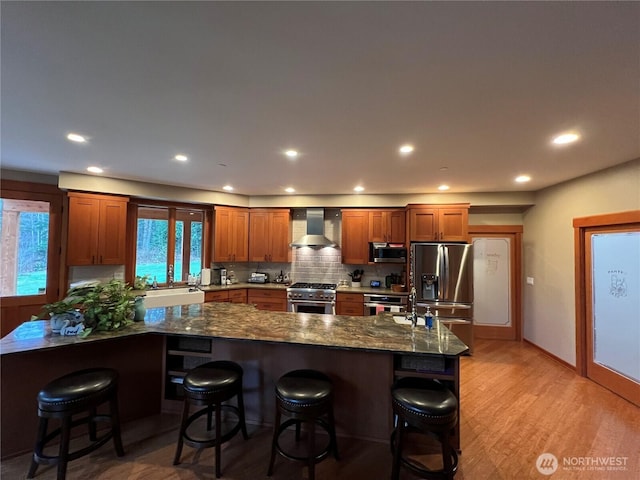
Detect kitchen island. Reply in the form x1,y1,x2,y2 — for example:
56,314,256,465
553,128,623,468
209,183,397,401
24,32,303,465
1,303,467,458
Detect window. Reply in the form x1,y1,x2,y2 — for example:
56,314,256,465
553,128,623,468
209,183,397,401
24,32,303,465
135,205,204,285
0,198,51,296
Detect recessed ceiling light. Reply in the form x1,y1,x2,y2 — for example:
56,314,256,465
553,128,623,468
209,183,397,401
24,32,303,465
438,185,450,191
399,144,414,155
223,185,234,191
87,166,103,174
354,185,365,192
285,150,299,159
174,154,188,161
515,175,531,183
285,187,296,193
67,133,87,143
552,132,580,145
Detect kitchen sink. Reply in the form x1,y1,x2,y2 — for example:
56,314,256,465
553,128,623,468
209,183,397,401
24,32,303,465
143,287,204,308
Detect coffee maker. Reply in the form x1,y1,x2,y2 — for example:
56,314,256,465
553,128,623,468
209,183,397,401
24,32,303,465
212,267,227,285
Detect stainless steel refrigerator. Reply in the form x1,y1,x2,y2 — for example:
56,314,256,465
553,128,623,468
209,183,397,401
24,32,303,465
411,242,474,352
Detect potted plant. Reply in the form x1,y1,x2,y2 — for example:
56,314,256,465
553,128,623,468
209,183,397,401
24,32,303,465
80,279,136,335
133,274,151,290
39,279,135,336
348,269,364,288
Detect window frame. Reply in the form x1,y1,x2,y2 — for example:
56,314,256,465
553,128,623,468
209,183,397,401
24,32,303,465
128,199,212,287
0,180,63,306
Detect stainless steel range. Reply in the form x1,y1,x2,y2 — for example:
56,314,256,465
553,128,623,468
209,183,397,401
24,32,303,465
287,282,337,314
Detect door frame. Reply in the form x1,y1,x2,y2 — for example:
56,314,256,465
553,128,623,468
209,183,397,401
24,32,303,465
573,210,640,381
468,225,523,341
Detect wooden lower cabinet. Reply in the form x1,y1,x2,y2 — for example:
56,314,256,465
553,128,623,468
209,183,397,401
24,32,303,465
247,289,287,312
204,288,247,303
228,289,248,303
336,293,364,316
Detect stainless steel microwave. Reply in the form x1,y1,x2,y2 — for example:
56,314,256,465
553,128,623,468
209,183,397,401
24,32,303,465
369,245,407,263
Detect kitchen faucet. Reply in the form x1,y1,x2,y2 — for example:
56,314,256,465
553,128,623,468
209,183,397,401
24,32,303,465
167,264,174,287
408,286,418,327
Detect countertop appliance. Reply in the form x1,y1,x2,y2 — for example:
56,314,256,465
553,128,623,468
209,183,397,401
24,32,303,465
411,242,474,352
363,293,408,315
247,272,269,284
212,267,227,286
287,282,336,315
369,244,407,263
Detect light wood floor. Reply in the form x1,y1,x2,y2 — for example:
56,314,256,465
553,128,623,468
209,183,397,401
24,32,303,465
2,339,638,479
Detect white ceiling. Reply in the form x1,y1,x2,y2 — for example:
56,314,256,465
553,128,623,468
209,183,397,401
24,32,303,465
1,2,639,196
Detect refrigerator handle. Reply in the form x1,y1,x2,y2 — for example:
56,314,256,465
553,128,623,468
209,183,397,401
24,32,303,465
442,245,449,299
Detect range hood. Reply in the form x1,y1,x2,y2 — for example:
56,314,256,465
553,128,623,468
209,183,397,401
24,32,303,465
290,208,336,248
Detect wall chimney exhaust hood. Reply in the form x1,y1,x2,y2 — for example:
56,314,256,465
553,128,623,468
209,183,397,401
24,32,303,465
290,208,336,248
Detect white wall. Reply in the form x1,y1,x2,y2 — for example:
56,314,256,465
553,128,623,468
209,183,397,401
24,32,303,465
522,159,640,365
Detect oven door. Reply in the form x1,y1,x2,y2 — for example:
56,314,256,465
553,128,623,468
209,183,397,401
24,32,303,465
363,302,407,316
289,301,336,315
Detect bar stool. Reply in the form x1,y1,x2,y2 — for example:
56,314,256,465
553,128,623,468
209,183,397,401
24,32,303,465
267,369,339,480
391,377,459,480
27,368,124,480
173,360,249,478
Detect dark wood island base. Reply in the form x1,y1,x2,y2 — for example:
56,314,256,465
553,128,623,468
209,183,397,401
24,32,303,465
1,303,467,459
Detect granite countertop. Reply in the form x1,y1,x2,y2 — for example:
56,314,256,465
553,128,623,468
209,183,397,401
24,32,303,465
0,303,467,357
336,286,408,295
199,282,290,292
138,283,408,295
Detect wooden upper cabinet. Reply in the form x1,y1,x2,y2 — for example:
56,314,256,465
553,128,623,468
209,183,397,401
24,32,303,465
67,192,128,266
407,204,469,242
368,209,405,244
214,206,249,263
341,209,369,264
248,209,290,263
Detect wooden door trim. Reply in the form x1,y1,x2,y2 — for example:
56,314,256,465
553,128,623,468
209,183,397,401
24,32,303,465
573,210,640,376
468,225,523,341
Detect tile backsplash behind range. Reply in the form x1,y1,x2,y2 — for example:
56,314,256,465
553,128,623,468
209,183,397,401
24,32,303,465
289,208,343,283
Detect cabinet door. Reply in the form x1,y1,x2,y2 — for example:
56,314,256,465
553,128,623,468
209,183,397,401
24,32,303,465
249,211,270,262
408,208,439,242
97,199,127,264
368,210,387,242
269,210,290,263
388,210,406,243
231,209,249,262
438,208,468,242
341,210,369,264
214,208,233,262
67,196,100,265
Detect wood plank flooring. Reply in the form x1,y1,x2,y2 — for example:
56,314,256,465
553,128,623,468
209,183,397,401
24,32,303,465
2,339,638,479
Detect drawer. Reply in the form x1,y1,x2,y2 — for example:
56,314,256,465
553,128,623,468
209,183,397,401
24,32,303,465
337,303,364,316
337,293,364,304
228,289,247,302
248,289,286,300
205,291,229,302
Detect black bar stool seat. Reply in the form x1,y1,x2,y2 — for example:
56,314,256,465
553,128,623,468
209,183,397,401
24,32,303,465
27,368,124,480
391,377,459,480
173,360,249,478
268,369,339,480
